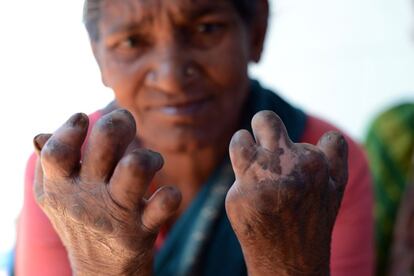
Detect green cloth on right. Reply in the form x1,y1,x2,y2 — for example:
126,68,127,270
365,103,414,275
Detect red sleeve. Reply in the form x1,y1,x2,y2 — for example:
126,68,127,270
301,116,374,276
15,111,102,275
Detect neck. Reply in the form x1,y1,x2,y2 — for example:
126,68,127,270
153,138,229,216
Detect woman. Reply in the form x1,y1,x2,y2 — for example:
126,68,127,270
16,0,373,275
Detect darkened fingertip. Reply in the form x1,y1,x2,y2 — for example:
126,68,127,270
66,113,89,128
319,131,348,151
97,108,137,137
148,149,164,171
112,108,136,126
33,133,52,154
129,148,164,171
157,185,182,211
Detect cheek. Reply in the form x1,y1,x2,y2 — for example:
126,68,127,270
199,30,251,101
201,37,250,113
101,56,148,109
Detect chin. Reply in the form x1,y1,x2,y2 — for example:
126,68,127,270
143,127,219,154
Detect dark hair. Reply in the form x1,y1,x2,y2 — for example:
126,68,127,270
83,0,258,41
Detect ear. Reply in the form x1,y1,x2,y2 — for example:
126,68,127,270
91,41,110,87
249,0,269,63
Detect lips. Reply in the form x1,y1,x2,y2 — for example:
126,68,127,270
151,96,214,116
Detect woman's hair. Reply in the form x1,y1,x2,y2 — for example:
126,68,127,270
83,0,258,41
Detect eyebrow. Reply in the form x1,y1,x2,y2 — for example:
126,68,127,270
103,1,233,36
105,17,153,36
184,3,234,20
185,5,231,19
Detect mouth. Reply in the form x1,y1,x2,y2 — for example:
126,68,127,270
152,96,214,117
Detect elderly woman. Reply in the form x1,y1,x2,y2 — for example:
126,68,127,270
16,0,373,275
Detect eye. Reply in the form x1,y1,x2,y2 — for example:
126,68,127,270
108,34,149,62
118,35,142,49
196,22,224,34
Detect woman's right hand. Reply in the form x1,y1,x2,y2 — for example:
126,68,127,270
33,109,181,276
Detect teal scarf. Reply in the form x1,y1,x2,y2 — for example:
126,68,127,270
155,80,307,276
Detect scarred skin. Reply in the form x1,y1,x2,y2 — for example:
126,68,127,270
33,110,181,275
34,110,348,275
226,111,348,276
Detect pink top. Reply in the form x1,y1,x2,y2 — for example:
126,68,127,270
15,113,374,276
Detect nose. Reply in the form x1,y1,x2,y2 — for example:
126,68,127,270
145,43,199,94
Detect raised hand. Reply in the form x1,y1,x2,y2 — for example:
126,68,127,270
226,111,348,276
33,110,181,276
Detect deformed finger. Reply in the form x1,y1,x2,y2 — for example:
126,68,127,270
251,110,292,152
80,109,136,185
141,186,181,232
41,113,89,180
109,149,164,211
229,129,257,176
317,131,348,190
33,133,52,156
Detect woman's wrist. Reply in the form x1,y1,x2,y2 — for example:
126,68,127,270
70,254,153,276
242,247,330,276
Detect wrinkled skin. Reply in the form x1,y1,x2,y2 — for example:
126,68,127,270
226,111,348,275
33,110,181,276
34,109,348,275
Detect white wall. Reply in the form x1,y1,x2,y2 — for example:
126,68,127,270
0,0,413,267
251,0,414,139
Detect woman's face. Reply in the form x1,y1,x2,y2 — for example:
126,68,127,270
93,0,263,153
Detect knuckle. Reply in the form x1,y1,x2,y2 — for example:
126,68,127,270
92,215,113,233
41,139,75,164
67,200,87,222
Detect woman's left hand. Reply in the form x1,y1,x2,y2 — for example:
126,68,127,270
226,111,348,276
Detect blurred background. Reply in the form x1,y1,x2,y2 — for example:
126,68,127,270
0,0,413,274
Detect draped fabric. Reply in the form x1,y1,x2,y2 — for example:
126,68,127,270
155,80,307,276
365,103,414,275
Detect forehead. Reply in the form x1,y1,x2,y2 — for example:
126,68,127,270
100,0,236,27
